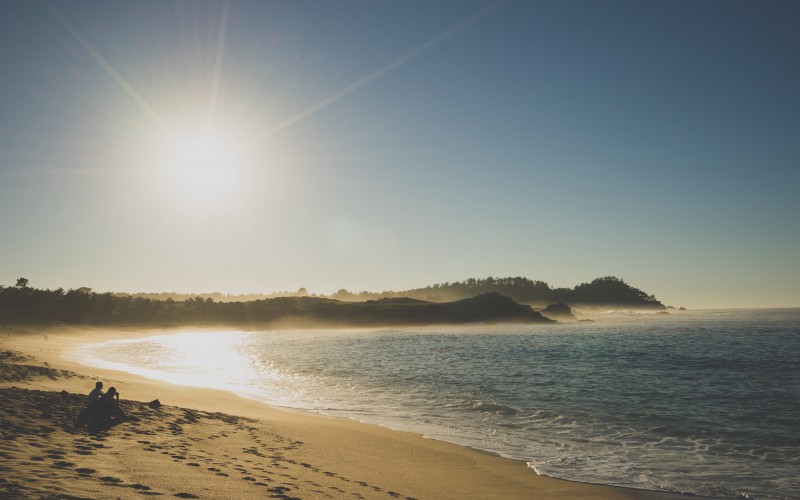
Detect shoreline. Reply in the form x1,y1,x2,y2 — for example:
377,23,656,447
1,325,691,499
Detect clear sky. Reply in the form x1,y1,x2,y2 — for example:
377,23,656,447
1,0,798,309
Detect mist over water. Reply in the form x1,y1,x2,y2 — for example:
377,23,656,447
73,309,800,499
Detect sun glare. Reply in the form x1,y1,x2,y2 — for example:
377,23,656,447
161,129,246,202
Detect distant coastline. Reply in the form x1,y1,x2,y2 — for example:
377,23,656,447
1,276,665,327
113,275,667,309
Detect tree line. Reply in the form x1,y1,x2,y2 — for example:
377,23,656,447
0,279,551,326
330,276,663,308
0,275,663,326
112,276,663,308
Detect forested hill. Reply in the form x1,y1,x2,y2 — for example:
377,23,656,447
0,285,551,327
0,276,664,327
114,276,664,309
331,276,665,309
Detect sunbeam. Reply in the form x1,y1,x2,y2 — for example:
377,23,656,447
42,0,170,133
207,0,231,125
246,0,507,145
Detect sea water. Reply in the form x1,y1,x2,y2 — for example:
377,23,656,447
71,309,800,499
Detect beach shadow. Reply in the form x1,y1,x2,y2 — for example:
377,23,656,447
86,415,127,435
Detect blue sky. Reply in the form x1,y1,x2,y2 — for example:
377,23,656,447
1,0,798,308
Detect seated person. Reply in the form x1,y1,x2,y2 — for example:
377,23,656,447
76,381,104,428
86,381,103,407
90,386,127,429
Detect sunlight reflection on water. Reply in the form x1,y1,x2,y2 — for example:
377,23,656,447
73,331,259,391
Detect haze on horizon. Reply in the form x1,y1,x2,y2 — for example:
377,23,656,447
1,1,799,310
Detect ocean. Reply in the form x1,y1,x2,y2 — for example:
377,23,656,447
70,309,800,499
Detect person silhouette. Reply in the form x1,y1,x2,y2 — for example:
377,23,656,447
97,386,127,420
84,386,127,432
76,381,104,428
86,381,103,407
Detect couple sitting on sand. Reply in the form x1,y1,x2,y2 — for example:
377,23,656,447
76,381,127,432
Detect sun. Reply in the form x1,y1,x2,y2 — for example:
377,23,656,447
160,129,246,202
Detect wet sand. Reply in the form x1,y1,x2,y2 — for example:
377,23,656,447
0,326,690,499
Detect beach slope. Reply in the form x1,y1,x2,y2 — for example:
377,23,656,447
1,327,688,499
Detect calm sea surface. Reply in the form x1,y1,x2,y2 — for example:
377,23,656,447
71,309,800,499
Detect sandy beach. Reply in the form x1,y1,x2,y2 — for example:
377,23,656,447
0,326,690,500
